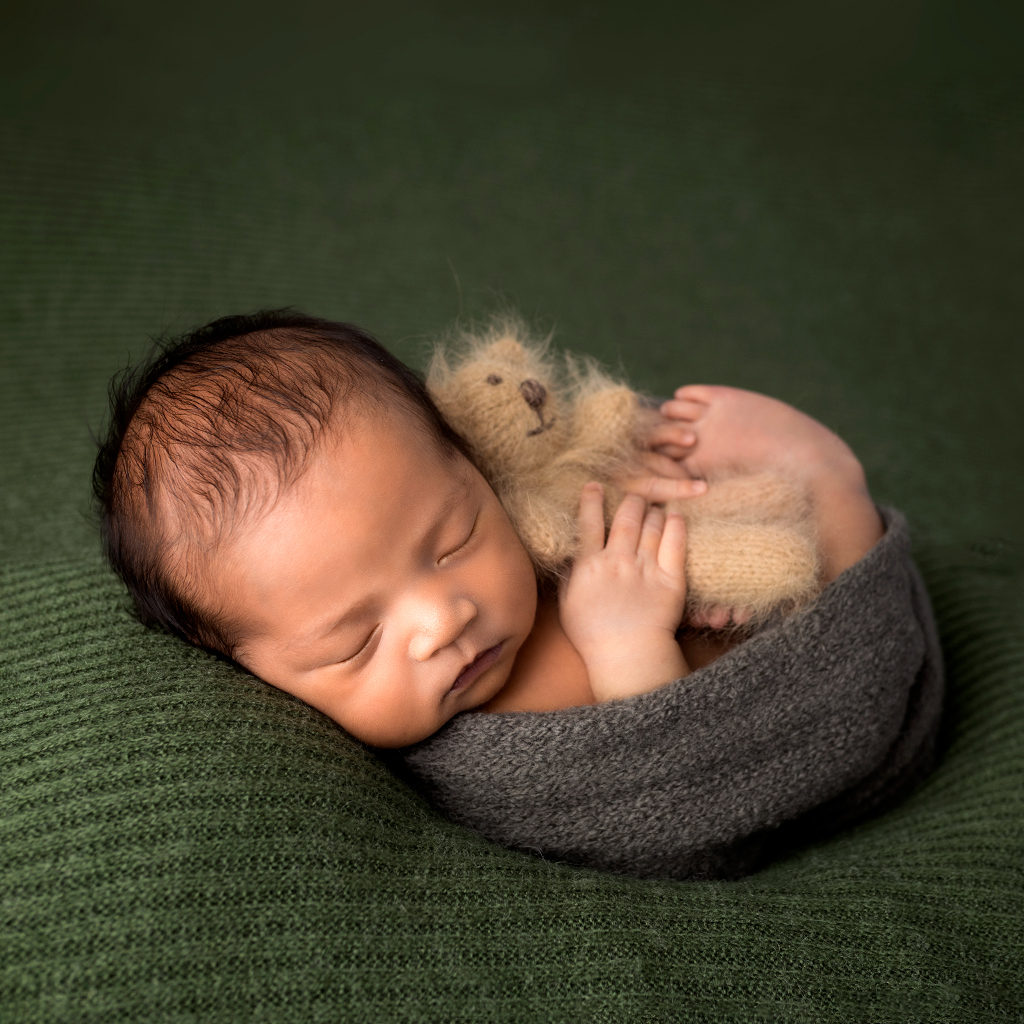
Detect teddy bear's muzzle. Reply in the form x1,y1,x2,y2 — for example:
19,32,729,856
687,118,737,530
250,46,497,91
519,378,547,410
519,378,556,436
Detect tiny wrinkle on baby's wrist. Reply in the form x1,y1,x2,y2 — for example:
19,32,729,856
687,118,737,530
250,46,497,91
584,629,689,702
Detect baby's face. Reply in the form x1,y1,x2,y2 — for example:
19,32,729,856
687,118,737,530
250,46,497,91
210,412,538,747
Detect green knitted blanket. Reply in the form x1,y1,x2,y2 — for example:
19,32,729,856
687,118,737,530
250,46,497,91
2,2,1022,1021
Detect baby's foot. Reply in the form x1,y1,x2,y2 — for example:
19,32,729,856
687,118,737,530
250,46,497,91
662,385,883,583
659,385,864,491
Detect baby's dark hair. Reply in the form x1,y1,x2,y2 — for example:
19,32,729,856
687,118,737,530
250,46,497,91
93,309,470,656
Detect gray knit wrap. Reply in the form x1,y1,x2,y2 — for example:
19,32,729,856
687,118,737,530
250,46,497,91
397,507,944,880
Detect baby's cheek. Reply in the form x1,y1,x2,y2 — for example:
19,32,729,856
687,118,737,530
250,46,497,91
360,661,461,747
505,538,541,621
340,693,441,749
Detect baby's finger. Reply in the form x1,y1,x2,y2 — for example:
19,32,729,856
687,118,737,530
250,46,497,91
673,384,717,403
576,483,607,557
606,493,648,553
621,475,706,504
654,444,692,460
637,503,666,559
657,511,687,582
733,607,753,626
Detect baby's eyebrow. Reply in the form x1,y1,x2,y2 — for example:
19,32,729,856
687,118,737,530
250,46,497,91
305,594,378,647
431,475,474,529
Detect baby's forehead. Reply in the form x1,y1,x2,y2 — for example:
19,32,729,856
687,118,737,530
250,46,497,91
271,399,467,512
345,409,475,489
215,413,479,630
293,405,475,513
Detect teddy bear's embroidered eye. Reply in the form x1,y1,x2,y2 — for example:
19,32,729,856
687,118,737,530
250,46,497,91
485,374,503,385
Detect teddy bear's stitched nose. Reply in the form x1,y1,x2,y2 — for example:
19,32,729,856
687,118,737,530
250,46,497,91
519,378,547,410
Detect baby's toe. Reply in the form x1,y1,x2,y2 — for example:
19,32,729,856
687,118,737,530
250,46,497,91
706,606,731,630
661,398,708,422
647,422,697,451
673,384,720,404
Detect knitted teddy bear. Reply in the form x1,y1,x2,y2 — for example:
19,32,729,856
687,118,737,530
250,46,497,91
427,323,823,626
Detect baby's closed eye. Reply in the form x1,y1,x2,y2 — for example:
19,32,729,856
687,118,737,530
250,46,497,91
438,509,479,564
323,509,480,666
335,623,381,665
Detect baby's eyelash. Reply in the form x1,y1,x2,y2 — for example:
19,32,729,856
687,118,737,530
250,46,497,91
442,511,479,562
339,624,379,664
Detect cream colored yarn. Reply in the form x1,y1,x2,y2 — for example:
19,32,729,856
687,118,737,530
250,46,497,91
427,321,822,624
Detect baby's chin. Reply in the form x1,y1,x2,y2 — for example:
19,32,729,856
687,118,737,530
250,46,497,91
349,712,441,750
353,665,513,749
462,655,516,712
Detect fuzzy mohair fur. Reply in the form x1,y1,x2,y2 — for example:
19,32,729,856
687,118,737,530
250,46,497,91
427,322,822,625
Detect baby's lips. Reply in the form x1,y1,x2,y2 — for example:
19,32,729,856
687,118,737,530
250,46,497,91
449,643,503,694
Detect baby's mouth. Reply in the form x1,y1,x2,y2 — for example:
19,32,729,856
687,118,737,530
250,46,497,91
450,643,503,694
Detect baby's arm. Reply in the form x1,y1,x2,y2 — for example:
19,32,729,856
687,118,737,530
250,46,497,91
559,484,689,702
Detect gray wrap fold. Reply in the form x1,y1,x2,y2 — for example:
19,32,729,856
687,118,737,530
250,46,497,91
397,507,944,880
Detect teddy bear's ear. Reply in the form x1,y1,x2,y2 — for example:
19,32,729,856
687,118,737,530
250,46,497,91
483,337,528,364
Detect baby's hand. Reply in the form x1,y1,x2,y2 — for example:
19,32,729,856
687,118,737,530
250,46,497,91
559,484,689,702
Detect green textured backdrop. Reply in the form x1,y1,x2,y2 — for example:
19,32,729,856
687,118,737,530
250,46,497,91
2,2,1022,1021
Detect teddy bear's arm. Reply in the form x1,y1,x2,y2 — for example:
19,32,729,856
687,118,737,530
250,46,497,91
497,485,580,577
562,385,640,473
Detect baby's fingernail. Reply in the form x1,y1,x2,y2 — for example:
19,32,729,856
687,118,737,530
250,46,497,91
681,432,696,444
690,480,707,493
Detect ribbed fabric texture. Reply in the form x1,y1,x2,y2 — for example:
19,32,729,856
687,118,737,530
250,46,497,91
2,2,1023,1020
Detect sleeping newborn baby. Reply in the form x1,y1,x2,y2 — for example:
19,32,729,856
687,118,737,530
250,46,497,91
97,309,944,880
95,309,882,748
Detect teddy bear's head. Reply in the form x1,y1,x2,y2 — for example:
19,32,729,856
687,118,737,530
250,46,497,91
427,336,571,480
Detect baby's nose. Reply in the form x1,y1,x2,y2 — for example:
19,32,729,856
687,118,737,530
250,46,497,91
519,378,547,410
407,597,478,662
